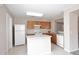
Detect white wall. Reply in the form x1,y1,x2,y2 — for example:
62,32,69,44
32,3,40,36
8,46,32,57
63,5,79,52
51,20,56,33
50,18,64,33
14,17,26,24
78,16,79,48
6,13,13,49
0,5,13,54
64,11,78,52
14,17,52,34
64,12,70,52
70,13,78,51
14,17,64,34
0,6,8,54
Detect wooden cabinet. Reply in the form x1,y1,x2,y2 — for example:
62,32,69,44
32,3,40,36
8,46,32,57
27,21,51,29
51,33,57,44
27,21,35,29
43,32,57,44
40,21,51,29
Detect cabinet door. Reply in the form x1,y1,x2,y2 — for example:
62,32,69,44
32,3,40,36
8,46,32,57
27,21,35,29
27,21,51,29
51,35,57,44
40,21,51,29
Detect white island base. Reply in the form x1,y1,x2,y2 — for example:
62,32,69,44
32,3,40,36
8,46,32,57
27,35,51,55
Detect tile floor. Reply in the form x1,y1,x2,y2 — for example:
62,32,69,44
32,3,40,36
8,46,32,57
8,43,72,55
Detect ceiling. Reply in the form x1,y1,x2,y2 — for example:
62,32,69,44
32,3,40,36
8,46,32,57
5,4,79,19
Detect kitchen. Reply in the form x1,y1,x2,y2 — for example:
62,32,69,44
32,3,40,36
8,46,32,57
0,0,79,59
4,4,73,55
11,15,64,55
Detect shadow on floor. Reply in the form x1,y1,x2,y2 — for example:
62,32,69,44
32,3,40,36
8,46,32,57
71,50,79,55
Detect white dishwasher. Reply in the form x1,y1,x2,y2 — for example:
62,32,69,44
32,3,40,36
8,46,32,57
57,34,64,48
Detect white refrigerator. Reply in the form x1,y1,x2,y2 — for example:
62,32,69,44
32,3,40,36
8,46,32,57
15,24,25,46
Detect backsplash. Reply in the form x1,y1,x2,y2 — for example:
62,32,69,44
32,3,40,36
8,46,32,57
26,29,51,34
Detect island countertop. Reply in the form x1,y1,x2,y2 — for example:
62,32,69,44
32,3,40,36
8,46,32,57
27,35,51,38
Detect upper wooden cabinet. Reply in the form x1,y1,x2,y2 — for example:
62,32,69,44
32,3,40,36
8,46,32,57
27,21,51,29
40,21,51,29
27,21,35,29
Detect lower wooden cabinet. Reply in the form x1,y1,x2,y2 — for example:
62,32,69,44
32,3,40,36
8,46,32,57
51,34,57,44
43,32,57,44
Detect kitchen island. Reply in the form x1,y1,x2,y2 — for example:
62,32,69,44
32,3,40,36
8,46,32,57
27,35,51,55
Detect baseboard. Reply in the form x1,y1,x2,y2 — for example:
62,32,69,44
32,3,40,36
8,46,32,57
15,44,25,46
64,48,71,52
64,48,79,52
70,49,79,52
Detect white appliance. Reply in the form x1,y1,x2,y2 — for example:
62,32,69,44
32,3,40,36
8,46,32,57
15,24,25,46
57,34,64,47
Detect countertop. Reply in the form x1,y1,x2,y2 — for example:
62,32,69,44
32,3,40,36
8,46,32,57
27,35,51,38
57,33,64,36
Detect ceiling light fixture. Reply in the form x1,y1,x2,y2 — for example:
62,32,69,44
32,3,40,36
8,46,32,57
26,11,43,17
